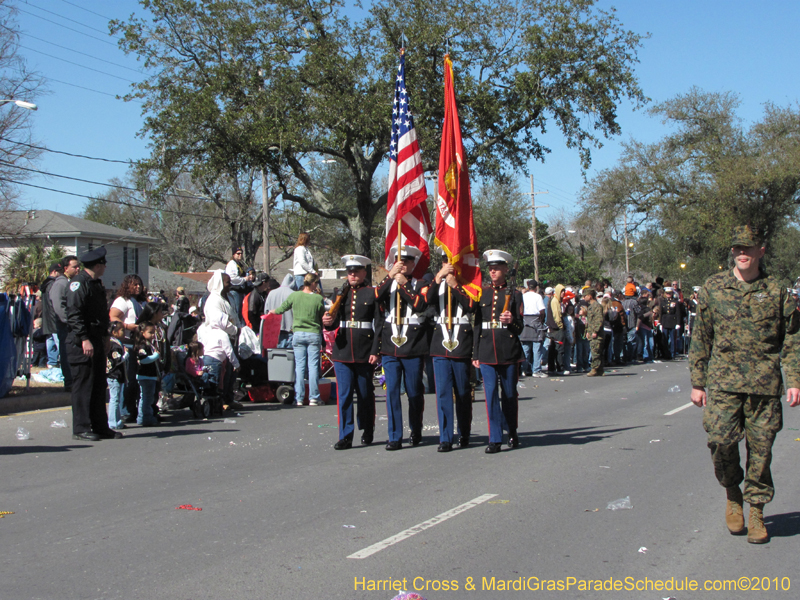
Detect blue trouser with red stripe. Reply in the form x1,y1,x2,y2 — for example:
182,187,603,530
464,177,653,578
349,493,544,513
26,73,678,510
333,361,375,441
382,355,424,443
480,363,518,444
433,357,472,444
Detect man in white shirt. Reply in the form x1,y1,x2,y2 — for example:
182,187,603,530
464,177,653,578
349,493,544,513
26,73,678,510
521,280,547,377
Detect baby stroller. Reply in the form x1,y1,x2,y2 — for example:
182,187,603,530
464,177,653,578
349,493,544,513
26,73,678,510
171,346,223,419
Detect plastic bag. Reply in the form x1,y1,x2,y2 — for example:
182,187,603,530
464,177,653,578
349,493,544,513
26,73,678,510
607,496,633,510
237,326,261,359
50,419,68,428
668,385,681,393
16,427,30,440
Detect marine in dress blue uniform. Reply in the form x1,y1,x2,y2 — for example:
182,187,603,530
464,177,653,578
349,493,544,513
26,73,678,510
426,260,476,452
472,250,524,453
66,246,121,441
323,255,380,449
375,244,430,450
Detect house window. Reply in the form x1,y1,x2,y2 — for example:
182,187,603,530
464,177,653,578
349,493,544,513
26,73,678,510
123,246,139,274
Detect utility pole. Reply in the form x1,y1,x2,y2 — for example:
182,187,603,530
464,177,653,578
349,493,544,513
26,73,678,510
261,168,270,274
529,174,549,282
624,211,629,274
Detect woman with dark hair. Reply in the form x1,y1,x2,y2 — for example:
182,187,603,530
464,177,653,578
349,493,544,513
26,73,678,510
110,274,146,422
292,232,317,291
226,246,249,321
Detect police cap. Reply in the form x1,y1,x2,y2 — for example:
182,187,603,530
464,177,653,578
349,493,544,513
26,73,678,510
80,246,107,266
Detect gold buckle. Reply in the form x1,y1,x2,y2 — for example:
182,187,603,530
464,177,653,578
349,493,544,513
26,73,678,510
491,322,501,329
349,320,357,328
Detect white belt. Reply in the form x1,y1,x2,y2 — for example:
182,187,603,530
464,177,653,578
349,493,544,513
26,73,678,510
482,322,507,329
435,316,470,324
341,321,373,330
385,316,421,325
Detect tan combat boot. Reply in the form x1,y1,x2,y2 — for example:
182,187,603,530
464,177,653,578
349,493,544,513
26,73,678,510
747,504,768,544
586,369,599,377
724,486,745,534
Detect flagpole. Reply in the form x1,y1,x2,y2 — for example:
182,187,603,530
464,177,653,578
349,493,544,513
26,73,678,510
397,205,403,328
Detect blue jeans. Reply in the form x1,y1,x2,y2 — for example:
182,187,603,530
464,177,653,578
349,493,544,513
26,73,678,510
203,355,235,402
479,363,518,444
575,339,590,371
46,333,59,366
137,378,159,425
107,378,124,429
382,355,425,443
624,329,638,362
292,331,321,403
432,357,472,444
637,328,654,362
333,361,375,440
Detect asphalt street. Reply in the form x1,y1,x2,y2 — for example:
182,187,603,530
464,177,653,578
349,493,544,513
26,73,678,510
2,359,800,600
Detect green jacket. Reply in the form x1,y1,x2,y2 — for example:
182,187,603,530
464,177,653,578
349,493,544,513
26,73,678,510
689,269,800,395
586,301,604,338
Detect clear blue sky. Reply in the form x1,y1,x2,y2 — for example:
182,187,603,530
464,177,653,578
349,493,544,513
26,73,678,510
13,0,800,222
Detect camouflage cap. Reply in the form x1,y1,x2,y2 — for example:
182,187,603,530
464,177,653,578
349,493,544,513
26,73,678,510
731,225,762,248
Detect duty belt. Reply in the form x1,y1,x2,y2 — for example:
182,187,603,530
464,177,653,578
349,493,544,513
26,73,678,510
340,321,373,330
385,316,421,325
481,322,507,329
435,316,470,324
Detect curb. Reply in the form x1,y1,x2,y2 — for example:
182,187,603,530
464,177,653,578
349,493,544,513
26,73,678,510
0,391,72,416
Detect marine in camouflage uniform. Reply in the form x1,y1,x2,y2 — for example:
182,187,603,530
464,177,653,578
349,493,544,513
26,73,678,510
689,225,800,544
583,289,605,376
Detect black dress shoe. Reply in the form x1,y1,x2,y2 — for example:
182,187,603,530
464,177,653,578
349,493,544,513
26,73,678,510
334,438,352,450
459,434,470,448
361,430,373,446
410,431,422,446
385,441,402,451
98,430,124,439
437,442,452,453
507,430,519,448
72,432,100,441
485,442,502,454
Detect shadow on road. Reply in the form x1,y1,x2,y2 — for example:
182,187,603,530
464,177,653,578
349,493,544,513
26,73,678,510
765,511,800,538
0,444,93,455
519,424,644,447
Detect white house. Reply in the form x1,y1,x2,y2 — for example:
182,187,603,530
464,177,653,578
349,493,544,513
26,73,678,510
0,210,158,292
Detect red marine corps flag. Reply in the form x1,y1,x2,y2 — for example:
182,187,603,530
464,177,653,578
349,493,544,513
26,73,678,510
434,54,481,301
385,49,432,279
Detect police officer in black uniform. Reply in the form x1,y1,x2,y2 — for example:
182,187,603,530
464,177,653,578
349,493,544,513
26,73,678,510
426,257,476,451
66,246,121,441
473,249,524,453
375,244,430,450
323,255,381,449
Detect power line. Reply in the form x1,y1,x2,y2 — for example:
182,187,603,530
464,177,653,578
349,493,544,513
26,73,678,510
16,7,118,46
47,76,130,99
21,1,113,36
0,137,132,164
1,178,248,222
20,31,144,74
20,45,136,83
1,162,257,207
56,0,113,22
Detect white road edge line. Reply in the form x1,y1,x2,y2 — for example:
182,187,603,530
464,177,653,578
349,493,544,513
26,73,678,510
347,493,498,559
664,402,694,416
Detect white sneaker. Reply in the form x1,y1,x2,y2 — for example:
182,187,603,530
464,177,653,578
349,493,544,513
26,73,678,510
563,370,571,375
309,399,322,406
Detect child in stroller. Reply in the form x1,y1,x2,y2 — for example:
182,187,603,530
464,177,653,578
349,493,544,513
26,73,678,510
171,342,223,418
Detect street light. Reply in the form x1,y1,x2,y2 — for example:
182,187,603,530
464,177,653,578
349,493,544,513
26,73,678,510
0,99,37,110
528,229,575,281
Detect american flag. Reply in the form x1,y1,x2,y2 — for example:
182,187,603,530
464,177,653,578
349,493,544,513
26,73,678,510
385,50,431,279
